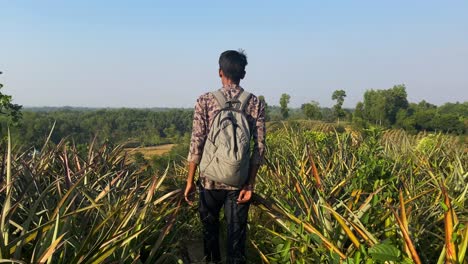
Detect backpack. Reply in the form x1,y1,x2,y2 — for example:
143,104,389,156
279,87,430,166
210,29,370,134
199,89,252,188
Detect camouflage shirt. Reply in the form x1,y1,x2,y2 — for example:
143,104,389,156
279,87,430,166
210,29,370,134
187,84,266,190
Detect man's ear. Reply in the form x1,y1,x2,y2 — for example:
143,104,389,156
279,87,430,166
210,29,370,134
240,70,246,80
219,69,223,78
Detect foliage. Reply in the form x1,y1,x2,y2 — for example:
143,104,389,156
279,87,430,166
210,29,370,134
332,90,347,122
249,124,467,263
150,134,191,173
1,119,467,262
0,108,193,148
279,94,291,119
301,101,322,120
0,131,187,263
0,72,22,125
355,85,466,134
404,101,466,134
357,84,409,127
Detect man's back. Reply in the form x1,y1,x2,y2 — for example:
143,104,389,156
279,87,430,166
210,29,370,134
188,84,266,189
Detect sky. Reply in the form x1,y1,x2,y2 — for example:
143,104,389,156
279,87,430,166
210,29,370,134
1,0,467,108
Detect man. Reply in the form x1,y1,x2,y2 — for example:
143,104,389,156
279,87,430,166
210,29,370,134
184,50,266,263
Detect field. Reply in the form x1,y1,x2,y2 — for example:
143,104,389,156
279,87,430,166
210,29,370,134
125,144,175,159
0,125,467,263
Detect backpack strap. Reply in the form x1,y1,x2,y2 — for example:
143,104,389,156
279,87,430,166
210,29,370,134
236,91,252,112
212,90,227,109
212,89,252,112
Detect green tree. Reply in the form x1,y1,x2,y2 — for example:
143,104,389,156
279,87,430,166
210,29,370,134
357,84,408,127
395,108,416,133
0,71,22,125
407,100,466,134
438,102,468,117
279,93,290,119
385,85,409,124
301,101,322,120
352,102,366,127
331,90,346,123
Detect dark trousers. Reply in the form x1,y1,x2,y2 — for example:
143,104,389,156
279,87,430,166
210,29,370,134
198,185,250,264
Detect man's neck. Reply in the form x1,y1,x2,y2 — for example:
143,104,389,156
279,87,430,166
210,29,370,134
222,78,239,87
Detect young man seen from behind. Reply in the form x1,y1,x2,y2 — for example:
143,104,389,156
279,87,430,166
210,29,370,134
184,50,266,263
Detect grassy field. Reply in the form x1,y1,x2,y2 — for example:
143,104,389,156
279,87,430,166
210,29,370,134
125,144,175,159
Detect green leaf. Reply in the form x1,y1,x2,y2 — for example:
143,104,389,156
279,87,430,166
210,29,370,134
439,201,449,212
275,243,284,253
368,240,401,262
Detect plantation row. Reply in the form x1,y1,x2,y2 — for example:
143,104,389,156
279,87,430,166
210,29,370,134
0,125,466,263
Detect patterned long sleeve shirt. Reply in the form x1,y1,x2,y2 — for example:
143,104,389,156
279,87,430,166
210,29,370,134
187,84,266,190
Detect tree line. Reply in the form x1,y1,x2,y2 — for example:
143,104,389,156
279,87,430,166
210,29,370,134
264,85,467,134
1,79,466,151
0,109,193,148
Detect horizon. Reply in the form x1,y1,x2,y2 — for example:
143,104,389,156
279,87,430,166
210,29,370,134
21,98,467,111
1,1,468,109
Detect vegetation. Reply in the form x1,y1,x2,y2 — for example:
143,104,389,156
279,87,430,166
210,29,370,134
0,85,465,155
0,80,466,262
301,101,322,121
0,131,186,263
249,125,467,263
1,123,466,263
0,72,22,126
280,94,291,119
332,89,347,123
354,85,409,127
0,108,193,149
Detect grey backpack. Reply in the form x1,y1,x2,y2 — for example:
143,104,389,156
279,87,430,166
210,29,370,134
199,89,252,187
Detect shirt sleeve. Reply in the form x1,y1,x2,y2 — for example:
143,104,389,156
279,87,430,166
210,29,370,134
250,98,266,165
187,95,208,164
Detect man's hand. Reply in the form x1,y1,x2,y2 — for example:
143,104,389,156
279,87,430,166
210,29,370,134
184,181,196,206
237,185,253,204
185,162,198,205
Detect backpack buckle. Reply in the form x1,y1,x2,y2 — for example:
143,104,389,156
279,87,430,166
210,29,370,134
226,99,240,109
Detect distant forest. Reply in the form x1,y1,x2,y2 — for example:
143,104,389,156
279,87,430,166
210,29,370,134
0,85,466,149
1,109,194,149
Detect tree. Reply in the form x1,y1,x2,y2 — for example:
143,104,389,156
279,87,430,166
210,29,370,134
0,71,22,124
301,101,322,120
395,108,416,133
353,102,366,126
279,93,290,119
331,90,346,123
385,85,409,124
358,84,409,127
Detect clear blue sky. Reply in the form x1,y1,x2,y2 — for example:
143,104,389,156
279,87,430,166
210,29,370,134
1,0,467,108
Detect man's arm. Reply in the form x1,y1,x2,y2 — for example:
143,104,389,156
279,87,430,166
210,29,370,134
184,96,208,205
237,97,266,203
247,96,266,187
247,164,260,187
184,162,198,205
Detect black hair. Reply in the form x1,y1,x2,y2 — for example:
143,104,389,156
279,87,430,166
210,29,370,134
219,50,248,82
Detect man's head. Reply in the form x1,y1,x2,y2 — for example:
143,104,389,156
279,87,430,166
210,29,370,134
219,50,248,84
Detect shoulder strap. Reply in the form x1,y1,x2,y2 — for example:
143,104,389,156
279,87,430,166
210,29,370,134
212,89,251,111
212,90,227,109
236,91,252,112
